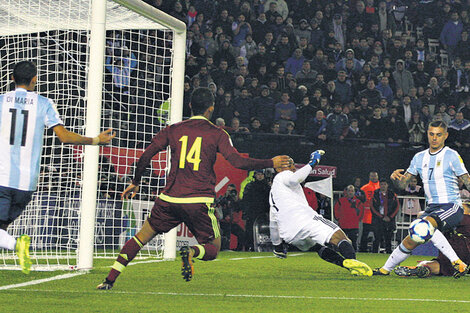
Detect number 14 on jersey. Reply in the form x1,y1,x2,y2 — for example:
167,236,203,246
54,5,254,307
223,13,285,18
179,135,202,171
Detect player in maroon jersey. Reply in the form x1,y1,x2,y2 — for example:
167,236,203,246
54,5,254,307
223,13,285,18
394,204,470,278
97,88,290,289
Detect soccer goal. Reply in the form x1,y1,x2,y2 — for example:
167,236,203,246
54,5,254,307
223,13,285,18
0,0,186,271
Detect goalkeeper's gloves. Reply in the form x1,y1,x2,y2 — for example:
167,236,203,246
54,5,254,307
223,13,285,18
309,150,325,168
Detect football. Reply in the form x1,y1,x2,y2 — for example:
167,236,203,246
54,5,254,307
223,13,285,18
409,219,435,244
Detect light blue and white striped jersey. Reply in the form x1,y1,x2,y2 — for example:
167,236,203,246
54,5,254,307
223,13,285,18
0,88,63,191
407,146,468,205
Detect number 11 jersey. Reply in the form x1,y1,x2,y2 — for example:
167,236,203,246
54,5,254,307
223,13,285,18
0,88,63,191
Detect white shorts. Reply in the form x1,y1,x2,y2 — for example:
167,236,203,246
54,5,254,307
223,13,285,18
290,215,340,251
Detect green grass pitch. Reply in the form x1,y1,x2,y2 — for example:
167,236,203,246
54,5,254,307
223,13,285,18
0,252,469,312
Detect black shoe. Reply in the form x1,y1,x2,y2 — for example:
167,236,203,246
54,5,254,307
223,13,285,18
96,279,114,290
180,246,194,282
394,266,431,278
273,243,287,259
372,268,390,276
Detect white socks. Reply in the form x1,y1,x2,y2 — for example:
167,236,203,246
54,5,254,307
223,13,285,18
430,229,459,263
382,228,460,272
383,243,411,272
0,229,16,251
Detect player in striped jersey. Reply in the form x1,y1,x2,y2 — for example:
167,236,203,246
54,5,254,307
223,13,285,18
374,121,470,278
0,61,115,273
269,151,373,276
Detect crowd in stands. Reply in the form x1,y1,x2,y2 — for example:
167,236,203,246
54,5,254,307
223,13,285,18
145,0,470,148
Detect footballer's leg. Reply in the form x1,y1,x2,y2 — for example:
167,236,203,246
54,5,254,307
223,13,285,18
97,220,157,290
180,203,221,282
328,229,372,276
394,264,432,278
181,236,221,282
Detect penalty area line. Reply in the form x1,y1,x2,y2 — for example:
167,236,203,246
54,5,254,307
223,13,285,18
4,288,470,304
0,272,86,291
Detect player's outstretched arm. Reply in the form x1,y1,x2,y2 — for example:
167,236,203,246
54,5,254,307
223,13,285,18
53,125,116,145
390,169,414,190
121,184,139,200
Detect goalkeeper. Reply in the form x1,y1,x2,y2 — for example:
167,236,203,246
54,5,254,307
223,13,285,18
269,151,372,276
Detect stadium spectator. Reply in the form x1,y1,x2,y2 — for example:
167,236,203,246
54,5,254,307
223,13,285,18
345,118,363,140
376,76,394,104
252,85,275,131
242,169,271,252
408,112,427,147
386,107,409,143
211,59,235,92
233,87,254,126
360,80,382,107
371,179,400,254
216,184,245,251
285,49,305,76
274,92,297,132
305,110,327,142
325,104,349,141
232,14,252,48
448,111,470,148
249,117,263,133
229,117,250,134
214,91,235,124
393,59,414,95
334,185,364,251
359,172,380,252
334,71,353,105
440,11,463,61
296,96,317,135
400,176,424,222
365,106,388,141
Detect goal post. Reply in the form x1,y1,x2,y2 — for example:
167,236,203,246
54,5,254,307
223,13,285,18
0,0,186,271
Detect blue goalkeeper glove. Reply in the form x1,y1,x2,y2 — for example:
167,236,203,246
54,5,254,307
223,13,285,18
309,150,325,168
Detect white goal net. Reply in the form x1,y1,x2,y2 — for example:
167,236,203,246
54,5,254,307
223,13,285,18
0,0,185,270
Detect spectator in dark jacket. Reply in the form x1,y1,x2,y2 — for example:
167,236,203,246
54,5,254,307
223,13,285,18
305,110,327,142
252,85,275,131
334,70,353,105
242,170,271,251
386,107,409,143
326,104,349,140
371,179,400,254
233,88,254,126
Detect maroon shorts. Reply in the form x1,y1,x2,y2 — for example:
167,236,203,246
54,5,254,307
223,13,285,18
435,234,470,276
147,198,220,244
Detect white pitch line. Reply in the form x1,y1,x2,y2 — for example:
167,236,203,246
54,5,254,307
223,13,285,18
4,288,470,304
222,253,304,261
110,253,306,268
0,272,86,291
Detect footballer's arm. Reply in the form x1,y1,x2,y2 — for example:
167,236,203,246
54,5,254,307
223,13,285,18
53,125,115,145
390,169,415,190
459,173,470,191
